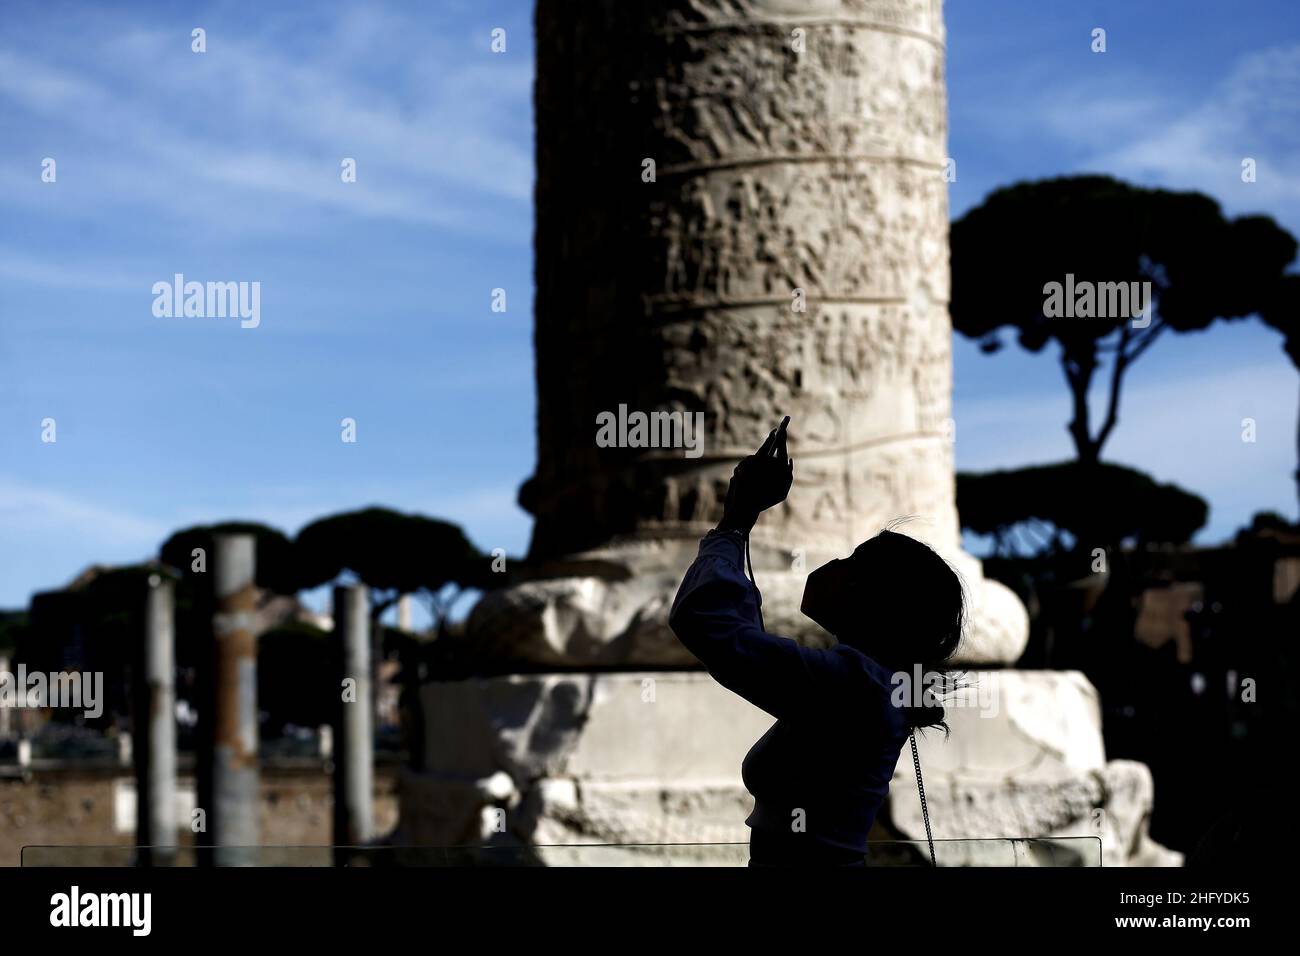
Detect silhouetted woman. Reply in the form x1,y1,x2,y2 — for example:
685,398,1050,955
669,418,963,866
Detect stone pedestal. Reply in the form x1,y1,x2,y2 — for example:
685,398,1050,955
889,671,1181,866
396,673,767,855
396,671,1176,866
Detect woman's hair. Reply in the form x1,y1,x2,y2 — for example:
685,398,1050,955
840,528,967,735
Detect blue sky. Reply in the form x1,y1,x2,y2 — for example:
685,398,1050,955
1,0,1298,611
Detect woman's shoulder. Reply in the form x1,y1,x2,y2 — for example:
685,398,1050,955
824,642,899,694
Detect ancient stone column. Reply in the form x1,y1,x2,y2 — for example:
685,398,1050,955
333,584,374,861
0,656,11,740
136,575,177,866
209,534,259,864
476,0,1025,666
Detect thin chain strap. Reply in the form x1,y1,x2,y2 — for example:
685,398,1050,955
744,532,765,631
910,733,936,867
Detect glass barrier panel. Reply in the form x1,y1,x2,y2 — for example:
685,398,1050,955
22,837,1102,867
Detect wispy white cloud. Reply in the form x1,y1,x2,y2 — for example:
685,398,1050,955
0,252,142,291
0,476,168,543
983,44,1300,232
0,6,533,239
1092,46,1300,211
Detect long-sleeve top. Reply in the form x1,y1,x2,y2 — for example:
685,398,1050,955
668,531,912,853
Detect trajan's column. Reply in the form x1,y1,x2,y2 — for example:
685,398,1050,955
420,0,1173,865
475,0,1027,666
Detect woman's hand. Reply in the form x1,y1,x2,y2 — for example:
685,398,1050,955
718,417,793,534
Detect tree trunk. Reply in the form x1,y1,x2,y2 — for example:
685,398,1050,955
1065,357,1101,465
